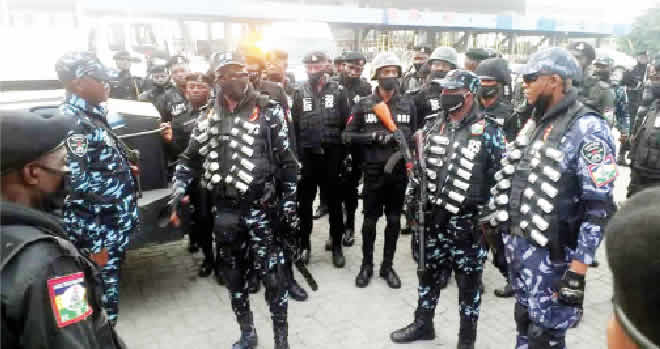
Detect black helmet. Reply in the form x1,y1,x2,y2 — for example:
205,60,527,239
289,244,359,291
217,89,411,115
567,41,596,64
475,58,512,84
342,51,367,65
466,48,492,62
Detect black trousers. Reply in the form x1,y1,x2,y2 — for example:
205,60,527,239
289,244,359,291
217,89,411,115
341,146,363,228
299,145,346,251
361,163,406,267
188,179,214,263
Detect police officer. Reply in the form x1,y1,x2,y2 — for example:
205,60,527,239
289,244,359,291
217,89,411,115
161,72,217,278
390,70,505,349
265,49,296,100
338,51,372,247
332,53,346,83
401,43,433,93
342,52,417,289
464,48,494,73
588,57,616,123
160,56,192,131
291,51,351,267
403,47,457,240
109,50,143,100
473,58,516,298
138,56,176,107
628,55,660,197
612,69,631,165
170,52,298,349
568,42,597,100
627,50,650,128
56,52,140,325
0,110,125,349
413,47,458,123
483,47,617,349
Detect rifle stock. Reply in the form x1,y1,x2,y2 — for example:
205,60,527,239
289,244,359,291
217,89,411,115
372,102,414,173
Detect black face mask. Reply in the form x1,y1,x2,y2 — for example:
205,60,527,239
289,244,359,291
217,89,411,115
652,82,660,98
595,71,610,82
308,72,323,86
441,93,465,113
221,79,248,102
428,70,448,80
38,174,70,214
478,86,499,99
379,77,398,91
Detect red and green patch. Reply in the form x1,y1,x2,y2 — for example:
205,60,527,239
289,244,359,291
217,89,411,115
47,272,93,328
587,154,617,187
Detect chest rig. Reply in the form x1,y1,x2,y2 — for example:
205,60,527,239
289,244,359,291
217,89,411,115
486,101,590,258
423,116,489,214
299,81,344,146
631,100,660,174
195,97,275,199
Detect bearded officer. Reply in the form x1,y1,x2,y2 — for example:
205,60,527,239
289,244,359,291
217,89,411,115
0,110,125,348
342,52,417,289
483,47,617,349
390,70,505,349
170,52,298,349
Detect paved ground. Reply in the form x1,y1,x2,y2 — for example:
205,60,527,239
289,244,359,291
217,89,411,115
115,167,630,349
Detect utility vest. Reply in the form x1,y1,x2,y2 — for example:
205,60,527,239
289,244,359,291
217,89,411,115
631,99,660,177
299,81,345,148
359,95,415,165
194,94,278,200
486,101,595,261
423,116,490,214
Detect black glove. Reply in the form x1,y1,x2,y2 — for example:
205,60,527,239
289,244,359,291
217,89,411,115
372,131,393,145
555,270,585,307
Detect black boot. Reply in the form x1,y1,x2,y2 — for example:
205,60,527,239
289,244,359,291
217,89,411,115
355,263,373,288
456,318,477,349
332,247,346,268
342,227,355,247
380,265,401,289
390,309,435,343
248,272,260,294
188,240,199,253
288,279,308,302
273,316,289,349
198,258,215,277
494,282,514,298
233,312,258,349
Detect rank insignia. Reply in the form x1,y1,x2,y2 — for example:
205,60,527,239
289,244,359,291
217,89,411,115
47,272,93,328
581,140,606,164
66,134,88,157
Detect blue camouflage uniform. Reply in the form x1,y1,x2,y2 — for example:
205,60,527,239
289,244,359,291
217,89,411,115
614,85,630,136
56,52,139,323
485,48,616,349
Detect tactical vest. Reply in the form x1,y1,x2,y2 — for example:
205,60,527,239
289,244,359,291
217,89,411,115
299,82,344,147
360,95,415,165
171,106,199,156
423,116,490,214
631,100,660,176
486,101,594,260
194,94,278,200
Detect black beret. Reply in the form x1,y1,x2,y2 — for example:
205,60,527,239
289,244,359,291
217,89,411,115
1,110,74,174
302,51,329,64
342,51,367,64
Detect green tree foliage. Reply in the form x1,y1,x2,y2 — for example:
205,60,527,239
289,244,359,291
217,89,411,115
618,6,660,55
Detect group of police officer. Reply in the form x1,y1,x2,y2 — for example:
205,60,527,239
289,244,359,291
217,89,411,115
3,34,660,349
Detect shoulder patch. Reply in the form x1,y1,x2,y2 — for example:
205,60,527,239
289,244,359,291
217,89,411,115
66,134,88,157
581,140,606,164
587,154,617,187
48,272,93,328
471,120,485,135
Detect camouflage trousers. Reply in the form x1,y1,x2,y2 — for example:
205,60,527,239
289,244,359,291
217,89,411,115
417,212,487,323
503,233,582,349
100,245,126,323
214,205,288,323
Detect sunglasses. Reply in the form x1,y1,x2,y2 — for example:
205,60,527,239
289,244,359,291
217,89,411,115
522,73,550,84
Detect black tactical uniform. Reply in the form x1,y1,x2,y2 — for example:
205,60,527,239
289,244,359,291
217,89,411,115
628,56,649,128
108,51,142,100
401,45,432,93
2,202,125,349
339,51,373,247
343,51,417,289
292,51,351,267
629,94,660,197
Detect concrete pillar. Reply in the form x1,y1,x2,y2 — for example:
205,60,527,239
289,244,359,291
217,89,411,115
354,28,361,50
224,21,233,52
